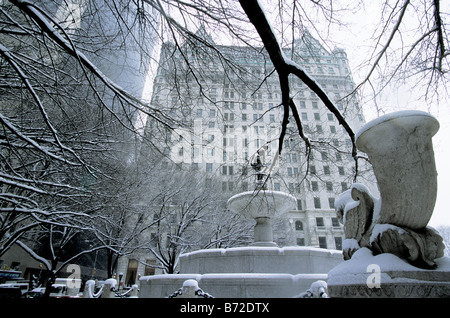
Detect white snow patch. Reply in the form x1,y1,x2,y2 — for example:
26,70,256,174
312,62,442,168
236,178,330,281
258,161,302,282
335,189,352,212
182,279,199,288
351,183,372,195
328,247,450,286
104,278,117,288
355,110,437,141
370,224,406,243
343,238,360,251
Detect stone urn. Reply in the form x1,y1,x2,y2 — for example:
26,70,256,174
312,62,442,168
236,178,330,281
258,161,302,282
227,190,297,246
355,110,440,229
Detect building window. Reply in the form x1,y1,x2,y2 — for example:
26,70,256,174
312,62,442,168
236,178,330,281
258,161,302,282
206,163,213,172
318,237,327,249
335,237,343,250
287,167,293,177
274,183,280,191
332,217,340,227
144,260,156,276
316,217,324,227
314,197,321,209
288,183,294,192
297,238,305,246
326,182,333,191
329,197,336,209
311,181,319,191
324,166,330,175
316,125,323,134
297,199,303,211
295,220,303,231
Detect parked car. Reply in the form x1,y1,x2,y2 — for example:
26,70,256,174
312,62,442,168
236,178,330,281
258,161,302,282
0,287,22,298
0,282,29,296
23,287,46,298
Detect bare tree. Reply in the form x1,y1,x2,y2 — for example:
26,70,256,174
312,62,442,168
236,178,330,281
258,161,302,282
1,0,448,280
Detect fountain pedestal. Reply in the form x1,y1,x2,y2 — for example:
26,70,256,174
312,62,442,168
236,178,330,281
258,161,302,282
253,217,275,246
227,190,297,247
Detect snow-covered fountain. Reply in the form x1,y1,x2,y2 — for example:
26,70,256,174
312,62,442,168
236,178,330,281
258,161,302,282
139,148,343,298
327,110,450,297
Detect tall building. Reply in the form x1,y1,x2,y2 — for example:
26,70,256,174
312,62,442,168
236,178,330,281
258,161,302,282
145,29,376,251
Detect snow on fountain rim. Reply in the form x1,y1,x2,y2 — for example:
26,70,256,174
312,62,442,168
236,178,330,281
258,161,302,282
140,272,329,283
179,245,343,259
355,110,438,142
227,190,297,218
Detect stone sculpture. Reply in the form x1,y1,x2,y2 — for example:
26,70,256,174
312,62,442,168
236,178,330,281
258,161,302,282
335,111,445,269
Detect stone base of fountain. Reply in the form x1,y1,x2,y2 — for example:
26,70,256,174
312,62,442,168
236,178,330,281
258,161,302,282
139,246,343,298
327,248,450,298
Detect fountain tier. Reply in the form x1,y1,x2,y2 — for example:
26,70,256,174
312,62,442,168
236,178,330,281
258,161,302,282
227,190,297,246
140,246,343,298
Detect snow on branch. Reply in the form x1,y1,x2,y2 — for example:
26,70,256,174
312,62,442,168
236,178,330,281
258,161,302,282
9,0,175,130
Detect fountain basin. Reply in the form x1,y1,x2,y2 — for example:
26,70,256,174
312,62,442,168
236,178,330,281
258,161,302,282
139,246,343,298
227,190,297,219
179,246,343,274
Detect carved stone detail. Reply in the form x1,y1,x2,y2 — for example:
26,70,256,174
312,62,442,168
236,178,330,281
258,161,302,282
329,283,450,298
335,111,445,269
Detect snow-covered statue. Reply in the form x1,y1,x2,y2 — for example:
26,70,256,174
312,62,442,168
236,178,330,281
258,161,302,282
335,111,445,269
250,145,269,190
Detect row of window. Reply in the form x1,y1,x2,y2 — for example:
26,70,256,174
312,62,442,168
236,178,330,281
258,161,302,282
294,217,341,231
296,236,343,250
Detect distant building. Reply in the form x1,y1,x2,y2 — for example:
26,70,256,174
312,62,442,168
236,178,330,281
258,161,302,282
144,28,377,252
